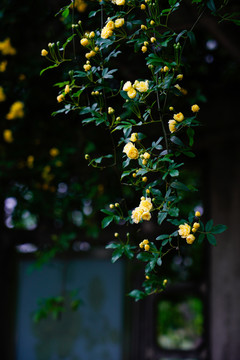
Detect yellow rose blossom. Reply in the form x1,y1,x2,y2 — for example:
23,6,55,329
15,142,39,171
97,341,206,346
144,244,150,251
106,20,115,30
123,142,139,159
141,25,147,30
140,197,152,212
169,106,174,111
108,107,114,114
193,222,200,229
6,101,24,119
168,119,177,133
80,38,89,46
115,0,125,5
140,4,146,9
89,31,95,38
186,234,195,244
150,20,155,25
130,133,138,142
142,176,147,182
101,27,113,39
151,37,156,43
178,223,191,239
142,211,151,221
173,112,184,122
94,46,99,52
131,207,144,224
141,45,147,53
177,74,183,80
0,38,16,55
143,239,149,245
0,87,6,102
3,129,13,143
83,64,91,71
163,66,169,72
127,88,137,99
41,49,48,56
64,85,70,94
27,155,34,168
49,148,60,157
115,18,125,28
195,211,201,217
0,60,7,72
143,152,150,159
57,94,64,103
191,104,200,112
134,80,149,92
123,81,132,92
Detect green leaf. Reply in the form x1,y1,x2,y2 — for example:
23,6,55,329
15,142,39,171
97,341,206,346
207,233,217,246
176,29,187,43
111,247,124,263
171,181,190,192
105,242,119,249
101,216,113,229
169,169,179,177
158,212,167,225
211,224,227,234
205,219,213,232
128,289,146,301
40,63,59,76
198,233,205,243
207,0,216,13
137,252,153,262
187,127,195,147
170,136,185,147
156,234,169,241
169,207,179,217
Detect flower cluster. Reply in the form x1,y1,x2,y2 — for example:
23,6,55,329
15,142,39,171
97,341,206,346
123,80,149,99
168,105,200,133
101,18,124,39
139,239,150,251
111,0,125,5
131,197,152,224
6,101,24,120
178,211,201,244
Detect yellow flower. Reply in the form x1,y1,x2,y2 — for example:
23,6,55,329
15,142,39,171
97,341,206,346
191,104,200,112
89,31,95,38
169,106,174,111
186,234,195,244
123,81,132,92
193,222,200,229
173,112,184,122
94,46,99,52
140,4,146,9
80,38,89,46
115,0,125,5
163,279,168,286
127,88,137,99
141,25,147,30
143,152,150,159
123,142,139,159
89,50,96,57
142,211,151,221
131,207,144,224
168,119,177,133
143,239,149,245
101,27,113,39
178,223,191,239
163,66,169,72
134,80,148,92
64,85,70,94
0,60,7,72
3,129,13,143
6,101,24,119
140,197,152,211
108,107,114,114
27,155,34,168
41,49,48,56
83,64,91,71
151,37,156,43
106,20,115,30
144,244,150,251
115,18,125,28
141,45,147,53
150,20,155,25
130,133,138,142
49,148,60,157
0,87,6,102
142,176,147,182
57,94,64,102
195,211,201,217
177,74,183,80
109,204,115,209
